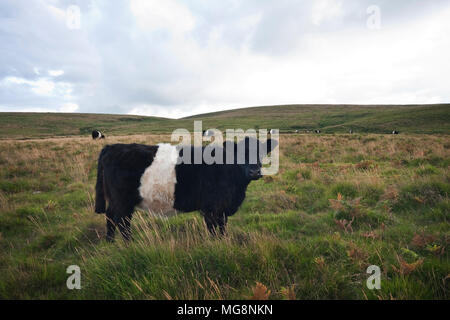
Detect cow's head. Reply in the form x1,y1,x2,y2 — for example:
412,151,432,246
224,137,278,181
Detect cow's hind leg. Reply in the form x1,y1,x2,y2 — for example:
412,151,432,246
112,201,135,242
105,207,116,242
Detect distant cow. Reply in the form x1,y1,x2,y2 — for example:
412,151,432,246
95,137,278,242
392,130,399,135
314,130,321,134
92,130,105,140
349,129,353,134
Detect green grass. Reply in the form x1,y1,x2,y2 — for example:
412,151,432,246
0,133,448,299
1,104,449,139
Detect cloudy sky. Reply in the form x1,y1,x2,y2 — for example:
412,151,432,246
0,0,449,118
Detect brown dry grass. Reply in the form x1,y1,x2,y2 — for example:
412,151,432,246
0,133,448,300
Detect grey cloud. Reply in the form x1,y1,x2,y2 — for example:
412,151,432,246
0,0,449,116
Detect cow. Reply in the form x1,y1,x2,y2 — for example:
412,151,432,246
314,129,321,134
94,137,278,242
349,129,353,134
392,130,399,135
92,130,106,140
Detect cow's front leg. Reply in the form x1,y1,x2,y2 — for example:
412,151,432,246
204,212,228,236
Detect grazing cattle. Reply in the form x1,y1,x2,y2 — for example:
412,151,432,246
314,129,321,134
392,130,399,135
92,130,105,140
349,129,353,134
95,137,278,241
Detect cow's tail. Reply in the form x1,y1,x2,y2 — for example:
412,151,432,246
95,148,107,214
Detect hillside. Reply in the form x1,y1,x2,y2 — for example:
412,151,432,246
0,104,449,139
0,113,173,139
186,104,450,134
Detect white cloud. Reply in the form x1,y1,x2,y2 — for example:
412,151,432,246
1,75,74,99
311,0,344,26
0,77,74,100
48,69,64,77
130,0,195,34
59,102,79,112
2,76,55,95
31,78,55,95
0,102,79,113
127,101,235,119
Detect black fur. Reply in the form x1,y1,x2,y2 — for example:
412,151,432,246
392,130,399,135
95,138,277,241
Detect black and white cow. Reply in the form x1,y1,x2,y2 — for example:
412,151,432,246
95,137,278,242
392,130,399,135
92,130,106,140
314,129,321,134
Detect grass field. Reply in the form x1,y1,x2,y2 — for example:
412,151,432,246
1,104,449,139
0,132,448,299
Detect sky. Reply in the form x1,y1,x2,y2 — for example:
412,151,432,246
0,0,449,118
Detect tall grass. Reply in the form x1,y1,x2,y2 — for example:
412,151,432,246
0,134,448,299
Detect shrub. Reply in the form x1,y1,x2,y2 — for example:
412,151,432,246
0,180,32,193
395,180,449,211
297,169,312,180
296,182,327,212
355,160,375,170
329,194,388,227
416,164,438,176
283,170,300,181
331,182,358,198
360,184,384,205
